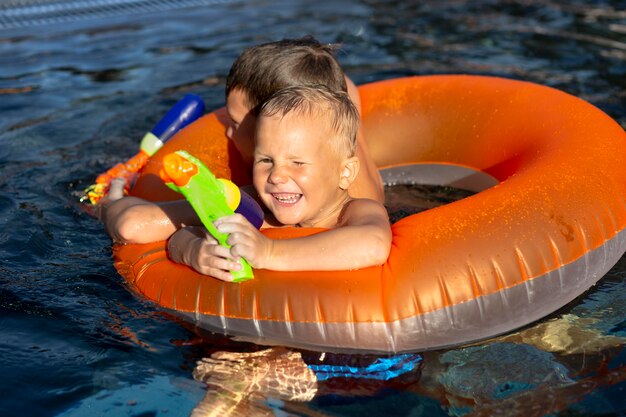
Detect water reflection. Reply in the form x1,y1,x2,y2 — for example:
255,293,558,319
192,348,318,417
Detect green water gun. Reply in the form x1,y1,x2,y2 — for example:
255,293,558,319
159,150,256,282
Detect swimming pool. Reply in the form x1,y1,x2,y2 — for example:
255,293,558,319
0,1,624,416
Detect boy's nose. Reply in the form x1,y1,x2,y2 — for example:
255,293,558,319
268,166,288,184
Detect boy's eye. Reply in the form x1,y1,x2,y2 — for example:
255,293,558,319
293,161,306,166
256,157,272,164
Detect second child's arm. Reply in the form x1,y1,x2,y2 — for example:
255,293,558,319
97,179,201,244
217,198,391,272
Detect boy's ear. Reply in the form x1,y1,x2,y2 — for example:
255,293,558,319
339,156,360,190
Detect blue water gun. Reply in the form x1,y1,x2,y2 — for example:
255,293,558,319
82,94,205,204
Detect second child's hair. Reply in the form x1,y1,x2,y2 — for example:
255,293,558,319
259,85,359,158
226,36,347,111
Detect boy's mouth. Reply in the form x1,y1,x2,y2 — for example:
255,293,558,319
271,193,302,206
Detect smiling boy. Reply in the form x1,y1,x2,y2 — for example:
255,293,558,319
167,85,391,279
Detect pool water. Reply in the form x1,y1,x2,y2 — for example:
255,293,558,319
1,1,625,416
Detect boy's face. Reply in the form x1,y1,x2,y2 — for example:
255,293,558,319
226,89,256,164
253,112,348,227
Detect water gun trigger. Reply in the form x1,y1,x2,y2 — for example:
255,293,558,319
160,150,254,282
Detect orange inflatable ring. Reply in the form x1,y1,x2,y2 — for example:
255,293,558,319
114,75,626,353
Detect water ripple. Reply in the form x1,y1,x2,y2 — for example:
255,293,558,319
0,0,236,30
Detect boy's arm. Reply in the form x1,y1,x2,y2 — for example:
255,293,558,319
97,179,200,244
218,199,391,271
267,199,391,270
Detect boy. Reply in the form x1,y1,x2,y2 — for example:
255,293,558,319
167,86,391,280
99,37,383,244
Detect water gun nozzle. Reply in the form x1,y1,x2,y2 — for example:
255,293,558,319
160,152,198,187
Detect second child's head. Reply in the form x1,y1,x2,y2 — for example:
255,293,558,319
253,85,360,228
225,36,347,163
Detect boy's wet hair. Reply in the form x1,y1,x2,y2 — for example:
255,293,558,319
226,36,347,112
259,85,359,158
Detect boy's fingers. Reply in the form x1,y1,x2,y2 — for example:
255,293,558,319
108,178,126,201
198,244,242,273
226,232,252,249
214,213,248,228
228,213,247,223
229,244,248,261
216,221,252,236
204,268,234,282
207,256,241,272
201,242,231,258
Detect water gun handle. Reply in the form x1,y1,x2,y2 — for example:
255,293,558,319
160,150,262,282
83,94,205,204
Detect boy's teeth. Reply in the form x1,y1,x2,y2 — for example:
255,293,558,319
274,193,300,203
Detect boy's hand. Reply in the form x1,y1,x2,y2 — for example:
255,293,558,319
168,226,244,282
214,214,273,269
95,178,136,242
94,178,126,219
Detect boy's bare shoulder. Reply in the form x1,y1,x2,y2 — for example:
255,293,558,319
340,197,389,226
